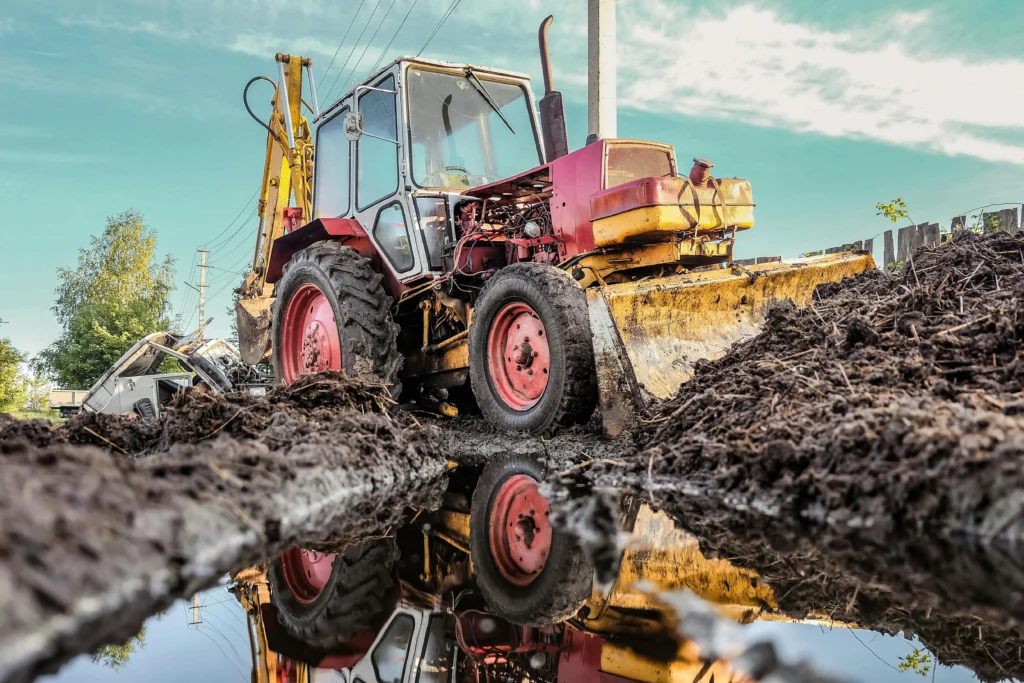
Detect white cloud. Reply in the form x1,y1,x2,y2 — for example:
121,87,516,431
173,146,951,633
620,2,1024,165
0,18,15,34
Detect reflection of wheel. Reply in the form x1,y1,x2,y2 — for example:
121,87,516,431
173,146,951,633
469,263,597,434
470,454,593,626
269,539,399,647
271,241,402,396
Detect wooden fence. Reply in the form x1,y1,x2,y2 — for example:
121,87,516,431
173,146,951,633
738,205,1021,272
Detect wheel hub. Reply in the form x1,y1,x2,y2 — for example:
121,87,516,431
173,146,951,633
486,302,551,411
488,474,552,585
280,546,337,603
280,283,342,384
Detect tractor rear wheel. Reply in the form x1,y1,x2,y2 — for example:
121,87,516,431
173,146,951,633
269,539,399,648
469,454,593,626
469,263,597,434
271,241,402,396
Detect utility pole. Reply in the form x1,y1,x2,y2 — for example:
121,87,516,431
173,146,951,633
197,249,208,332
587,0,617,144
189,593,202,627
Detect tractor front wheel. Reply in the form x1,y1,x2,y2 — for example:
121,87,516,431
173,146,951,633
469,454,593,625
469,263,597,434
271,241,402,396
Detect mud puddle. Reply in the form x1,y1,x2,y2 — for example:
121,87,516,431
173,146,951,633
84,496,1009,683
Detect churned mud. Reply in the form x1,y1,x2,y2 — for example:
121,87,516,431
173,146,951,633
556,230,1024,541
0,374,448,683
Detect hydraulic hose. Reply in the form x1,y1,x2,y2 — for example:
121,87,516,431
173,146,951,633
243,75,278,138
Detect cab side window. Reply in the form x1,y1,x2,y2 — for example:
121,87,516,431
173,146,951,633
358,74,399,209
371,614,415,683
373,202,415,273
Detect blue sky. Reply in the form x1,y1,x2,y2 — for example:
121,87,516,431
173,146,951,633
2,0,1023,358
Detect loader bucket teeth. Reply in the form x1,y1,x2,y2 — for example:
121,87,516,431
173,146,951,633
590,252,875,435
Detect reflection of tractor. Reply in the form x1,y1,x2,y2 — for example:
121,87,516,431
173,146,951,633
235,14,873,435
255,455,784,682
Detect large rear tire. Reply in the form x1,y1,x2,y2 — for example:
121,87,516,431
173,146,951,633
469,454,593,626
269,539,399,648
271,241,402,396
469,263,597,434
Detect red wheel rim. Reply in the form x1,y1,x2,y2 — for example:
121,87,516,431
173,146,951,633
280,283,342,385
488,474,552,586
486,302,551,411
280,547,336,604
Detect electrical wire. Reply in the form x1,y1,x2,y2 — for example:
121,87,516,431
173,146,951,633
203,186,260,249
206,206,259,254
323,0,385,104
369,0,419,76
416,0,461,57
344,0,398,87
318,0,368,89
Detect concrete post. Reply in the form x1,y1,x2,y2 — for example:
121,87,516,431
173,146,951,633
587,0,617,143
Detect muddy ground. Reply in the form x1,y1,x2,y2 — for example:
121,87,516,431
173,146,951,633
555,230,1024,545
4,230,1024,682
0,375,448,683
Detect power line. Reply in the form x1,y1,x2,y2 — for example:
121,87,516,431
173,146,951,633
203,186,260,249
318,0,368,89
369,0,420,76
206,205,259,254
417,0,461,57
345,0,399,86
323,0,385,104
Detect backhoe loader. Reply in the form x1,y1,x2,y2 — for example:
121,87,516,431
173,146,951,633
235,18,873,436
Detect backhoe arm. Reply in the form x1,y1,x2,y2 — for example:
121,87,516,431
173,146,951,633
236,53,316,364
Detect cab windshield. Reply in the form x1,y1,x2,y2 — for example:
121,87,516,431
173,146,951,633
408,68,541,190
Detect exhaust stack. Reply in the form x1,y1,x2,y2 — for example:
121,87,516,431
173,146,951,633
537,16,570,161
586,0,617,144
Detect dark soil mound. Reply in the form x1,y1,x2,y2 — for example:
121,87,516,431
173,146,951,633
0,372,400,456
0,373,447,683
629,230,1024,536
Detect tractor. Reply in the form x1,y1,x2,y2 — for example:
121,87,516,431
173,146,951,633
235,17,872,435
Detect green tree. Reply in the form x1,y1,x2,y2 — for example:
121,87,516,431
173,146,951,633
0,321,27,413
34,210,175,389
898,648,932,677
20,370,51,412
93,627,147,670
876,197,914,225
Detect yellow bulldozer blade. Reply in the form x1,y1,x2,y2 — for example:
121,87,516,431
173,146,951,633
588,252,875,436
235,296,274,366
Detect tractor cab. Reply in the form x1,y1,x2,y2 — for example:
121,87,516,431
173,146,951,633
310,58,544,283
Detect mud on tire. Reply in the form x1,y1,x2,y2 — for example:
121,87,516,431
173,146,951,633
469,263,597,434
470,454,593,626
269,539,399,648
271,241,402,396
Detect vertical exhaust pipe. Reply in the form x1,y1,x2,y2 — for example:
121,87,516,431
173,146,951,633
538,16,570,161
586,0,617,144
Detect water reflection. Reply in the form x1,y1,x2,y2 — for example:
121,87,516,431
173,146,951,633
236,495,997,683
35,477,1019,683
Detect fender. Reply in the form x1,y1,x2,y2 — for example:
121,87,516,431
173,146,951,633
267,217,376,283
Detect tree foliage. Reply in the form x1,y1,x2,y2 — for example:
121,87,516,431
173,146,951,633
876,197,911,224
93,627,147,670
34,210,175,389
898,647,932,677
0,320,27,413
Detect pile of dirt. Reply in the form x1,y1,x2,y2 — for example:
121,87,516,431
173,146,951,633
0,374,447,683
619,229,1024,537
0,372,400,455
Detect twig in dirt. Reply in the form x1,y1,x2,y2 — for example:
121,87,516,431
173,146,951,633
835,362,854,393
845,583,859,615
82,426,127,455
208,460,244,487
909,254,921,287
934,315,989,338
557,458,627,475
911,324,920,342
202,408,246,439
